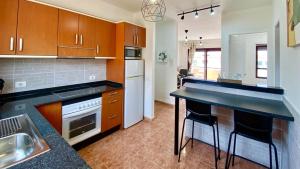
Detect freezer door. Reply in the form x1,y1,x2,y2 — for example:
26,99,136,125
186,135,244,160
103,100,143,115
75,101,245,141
124,76,144,128
125,60,144,77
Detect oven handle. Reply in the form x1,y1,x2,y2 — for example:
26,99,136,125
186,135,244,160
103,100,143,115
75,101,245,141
63,106,101,119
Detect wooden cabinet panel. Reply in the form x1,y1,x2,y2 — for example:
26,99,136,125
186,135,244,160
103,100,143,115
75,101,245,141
102,89,123,132
124,23,136,47
78,15,96,49
124,23,146,48
58,10,79,48
37,102,62,134
96,20,116,58
0,0,18,55
137,27,146,48
17,0,58,56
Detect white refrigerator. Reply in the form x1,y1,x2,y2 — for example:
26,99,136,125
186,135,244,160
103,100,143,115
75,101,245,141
124,60,144,128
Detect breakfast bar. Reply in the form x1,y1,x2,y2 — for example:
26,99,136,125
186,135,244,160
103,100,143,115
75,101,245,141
170,85,294,156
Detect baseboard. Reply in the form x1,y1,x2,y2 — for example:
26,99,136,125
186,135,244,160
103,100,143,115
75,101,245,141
155,100,174,107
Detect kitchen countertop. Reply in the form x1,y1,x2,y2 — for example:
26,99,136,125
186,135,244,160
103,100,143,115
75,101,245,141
0,81,123,169
170,87,294,121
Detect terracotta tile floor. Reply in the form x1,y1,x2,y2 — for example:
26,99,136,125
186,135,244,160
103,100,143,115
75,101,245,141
79,101,265,169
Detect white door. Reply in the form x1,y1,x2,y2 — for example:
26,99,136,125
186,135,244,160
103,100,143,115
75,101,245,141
124,76,144,128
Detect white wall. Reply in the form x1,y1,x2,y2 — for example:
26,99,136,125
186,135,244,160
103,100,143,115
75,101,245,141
272,0,300,169
178,39,221,70
221,5,275,86
229,33,268,85
155,19,178,105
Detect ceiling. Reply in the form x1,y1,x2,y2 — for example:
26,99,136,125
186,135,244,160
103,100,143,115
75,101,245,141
101,0,272,41
102,0,220,13
222,0,272,13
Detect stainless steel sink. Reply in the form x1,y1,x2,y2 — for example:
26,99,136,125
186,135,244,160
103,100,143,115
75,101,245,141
0,114,50,169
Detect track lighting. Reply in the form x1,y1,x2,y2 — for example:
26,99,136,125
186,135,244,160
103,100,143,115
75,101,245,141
195,10,199,18
178,4,220,19
210,5,215,16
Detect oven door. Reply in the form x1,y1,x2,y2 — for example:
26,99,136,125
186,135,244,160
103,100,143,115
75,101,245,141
62,106,101,145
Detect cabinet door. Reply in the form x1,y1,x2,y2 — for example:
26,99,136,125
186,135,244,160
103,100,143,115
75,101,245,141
37,102,62,134
137,27,146,48
96,20,116,58
0,0,18,55
17,0,58,55
124,23,136,47
58,10,79,48
78,15,96,49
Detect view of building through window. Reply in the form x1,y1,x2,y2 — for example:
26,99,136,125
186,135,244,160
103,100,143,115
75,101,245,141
256,45,268,79
190,49,221,80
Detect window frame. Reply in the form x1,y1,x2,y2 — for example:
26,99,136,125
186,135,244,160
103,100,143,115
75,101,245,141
192,48,221,80
256,44,268,79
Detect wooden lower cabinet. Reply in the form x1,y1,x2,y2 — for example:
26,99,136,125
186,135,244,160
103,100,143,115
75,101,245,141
101,89,123,132
37,102,62,134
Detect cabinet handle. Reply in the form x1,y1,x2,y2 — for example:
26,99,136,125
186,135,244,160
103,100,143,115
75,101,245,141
133,35,136,45
80,34,83,45
137,35,139,46
109,91,118,96
75,34,78,45
108,115,117,119
19,38,23,51
109,100,119,104
96,45,100,54
9,37,14,51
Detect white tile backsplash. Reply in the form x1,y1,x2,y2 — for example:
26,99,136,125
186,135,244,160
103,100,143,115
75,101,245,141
0,59,106,94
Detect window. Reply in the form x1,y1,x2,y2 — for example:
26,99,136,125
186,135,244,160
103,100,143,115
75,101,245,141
256,45,268,79
190,48,221,80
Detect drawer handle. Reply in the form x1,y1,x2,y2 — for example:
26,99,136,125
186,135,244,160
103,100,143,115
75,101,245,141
110,100,118,104
108,115,117,119
109,92,118,96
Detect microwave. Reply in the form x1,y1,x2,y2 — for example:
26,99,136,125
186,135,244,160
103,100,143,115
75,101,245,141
125,47,142,60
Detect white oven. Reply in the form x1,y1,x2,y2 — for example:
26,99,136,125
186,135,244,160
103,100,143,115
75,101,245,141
62,97,101,145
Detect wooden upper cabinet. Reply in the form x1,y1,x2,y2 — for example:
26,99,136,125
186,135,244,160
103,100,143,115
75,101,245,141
124,22,146,48
96,20,116,58
58,10,79,48
124,23,136,47
0,0,19,55
137,27,146,48
58,10,96,58
79,15,96,49
16,0,58,56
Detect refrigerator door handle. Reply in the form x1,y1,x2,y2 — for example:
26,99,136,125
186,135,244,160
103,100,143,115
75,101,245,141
127,75,143,79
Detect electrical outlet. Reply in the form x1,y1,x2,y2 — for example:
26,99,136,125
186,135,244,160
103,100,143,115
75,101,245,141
89,75,96,80
15,81,26,88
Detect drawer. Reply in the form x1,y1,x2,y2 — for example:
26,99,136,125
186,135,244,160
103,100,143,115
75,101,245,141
102,89,123,132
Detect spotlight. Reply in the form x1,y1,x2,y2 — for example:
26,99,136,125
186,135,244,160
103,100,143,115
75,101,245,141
195,10,199,18
199,37,203,46
181,13,185,20
185,36,188,42
210,5,215,16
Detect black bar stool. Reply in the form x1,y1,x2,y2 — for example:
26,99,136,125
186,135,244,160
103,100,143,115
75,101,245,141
178,100,221,169
225,110,279,169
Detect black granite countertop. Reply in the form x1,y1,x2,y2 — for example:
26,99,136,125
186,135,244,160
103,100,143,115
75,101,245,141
170,87,294,121
0,81,123,169
182,78,284,95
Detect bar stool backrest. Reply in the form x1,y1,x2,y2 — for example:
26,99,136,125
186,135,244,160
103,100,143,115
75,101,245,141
186,100,211,115
234,110,273,143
